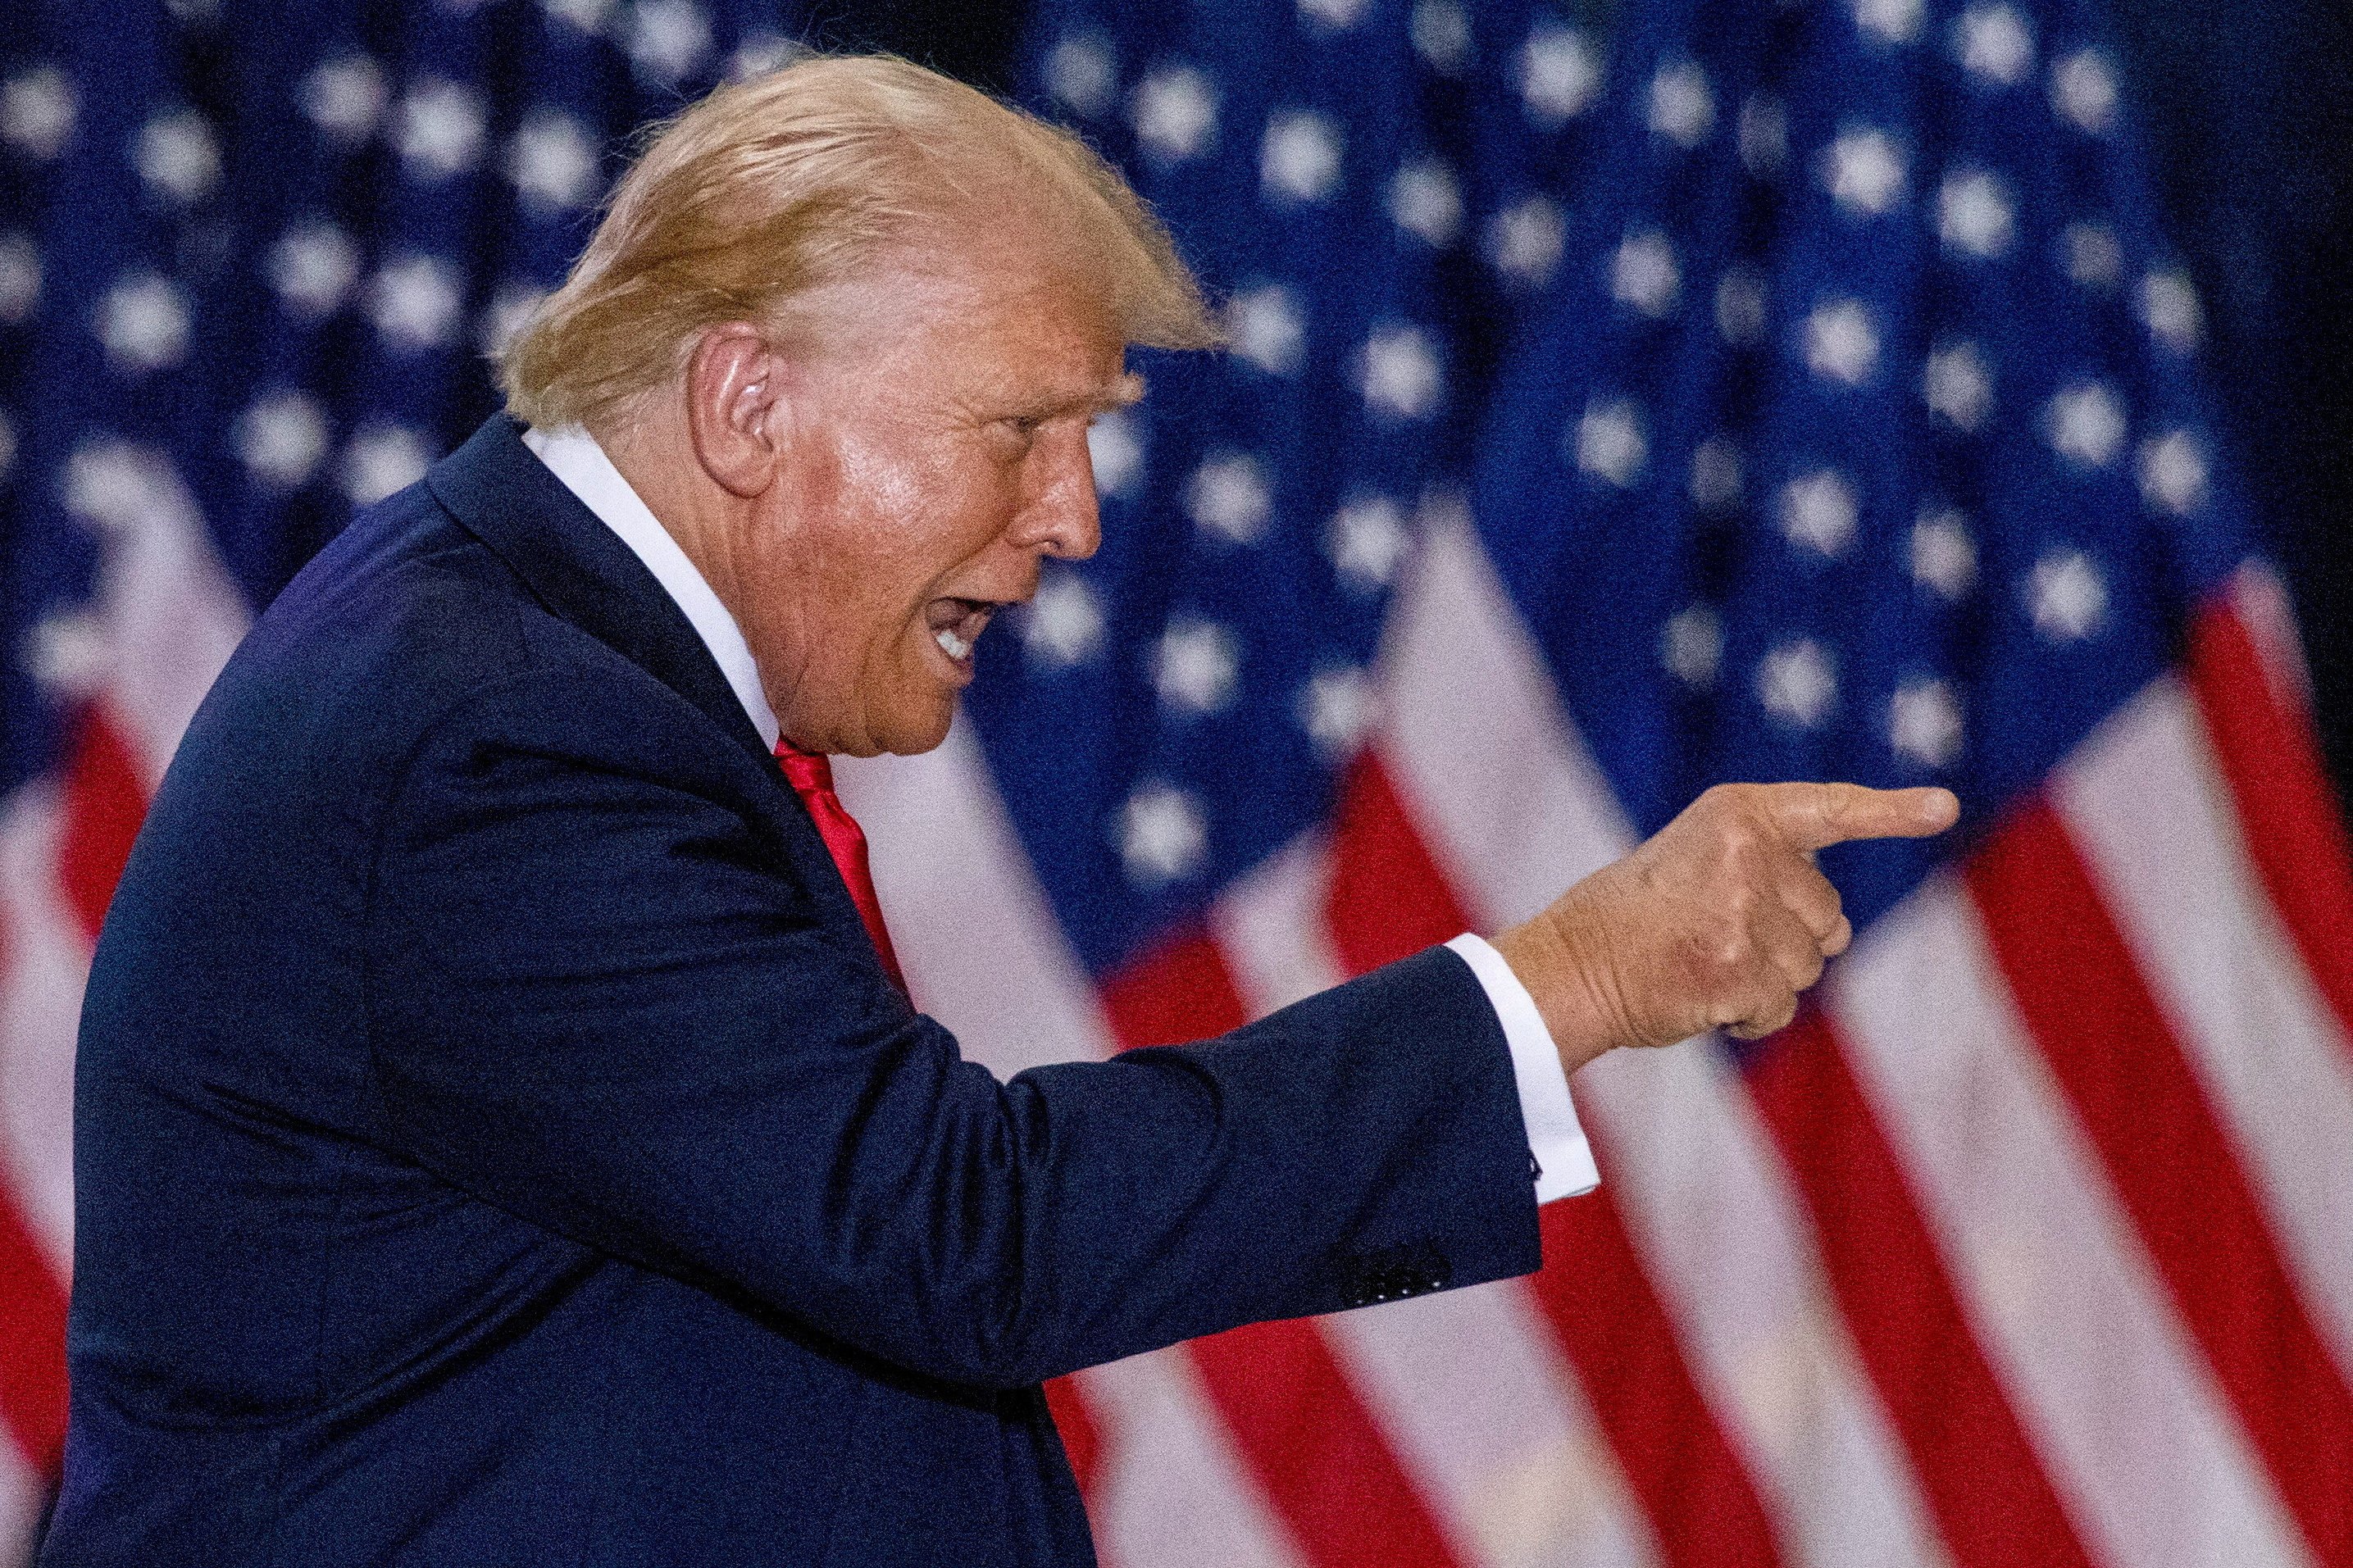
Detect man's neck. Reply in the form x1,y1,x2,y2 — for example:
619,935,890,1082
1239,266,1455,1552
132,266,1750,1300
592,415,751,618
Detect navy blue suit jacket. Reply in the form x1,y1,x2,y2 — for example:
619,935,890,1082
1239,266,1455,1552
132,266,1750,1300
43,417,1543,1567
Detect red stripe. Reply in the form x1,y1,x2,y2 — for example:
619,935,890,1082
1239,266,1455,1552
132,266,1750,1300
1526,1193,1780,1564
0,713,127,1486
1324,751,1784,1568
1967,800,2353,1562
2186,600,2353,1049
1096,923,1249,1052
1748,1010,2098,1568
1042,1376,1105,1516
57,702,150,943
1322,752,1477,981
1099,925,1465,1568
1183,1317,1463,1568
0,1176,67,1480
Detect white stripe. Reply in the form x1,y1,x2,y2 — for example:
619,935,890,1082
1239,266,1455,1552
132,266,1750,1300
1381,508,1946,1568
1377,504,1624,921
1325,1284,1661,1568
1078,1353,1307,1568
0,1433,43,1568
1208,834,1342,1016
835,725,1305,1568
1213,841,1655,1568
1831,882,2310,1568
0,783,89,1275
1574,1041,1953,1568
71,443,247,787
2228,565,2313,712
2055,676,2353,1377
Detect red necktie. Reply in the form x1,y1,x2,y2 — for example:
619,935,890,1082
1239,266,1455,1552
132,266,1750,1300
773,740,909,995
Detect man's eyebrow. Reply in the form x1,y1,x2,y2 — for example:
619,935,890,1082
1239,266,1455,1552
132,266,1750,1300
1008,372,1145,423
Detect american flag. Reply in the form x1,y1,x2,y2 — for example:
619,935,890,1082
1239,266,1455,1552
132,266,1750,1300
3,1,2351,1566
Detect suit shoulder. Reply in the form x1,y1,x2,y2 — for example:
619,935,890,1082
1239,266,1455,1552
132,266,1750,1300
225,489,701,757
161,486,763,867
247,488,536,721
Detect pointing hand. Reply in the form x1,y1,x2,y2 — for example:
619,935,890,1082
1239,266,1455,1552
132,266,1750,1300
1493,782,1960,1071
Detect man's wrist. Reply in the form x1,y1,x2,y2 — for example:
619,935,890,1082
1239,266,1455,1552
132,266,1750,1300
1491,916,1627,1075
1442,934,1603,1202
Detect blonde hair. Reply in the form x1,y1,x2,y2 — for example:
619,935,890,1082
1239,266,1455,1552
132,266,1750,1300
498,54,1218,429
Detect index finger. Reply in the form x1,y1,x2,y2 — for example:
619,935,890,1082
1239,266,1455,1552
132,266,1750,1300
1764,782,1960,852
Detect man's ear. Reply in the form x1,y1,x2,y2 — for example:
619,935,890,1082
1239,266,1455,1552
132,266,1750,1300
684,324,786,498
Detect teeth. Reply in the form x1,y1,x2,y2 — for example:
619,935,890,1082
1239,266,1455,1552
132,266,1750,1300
935,627,972,661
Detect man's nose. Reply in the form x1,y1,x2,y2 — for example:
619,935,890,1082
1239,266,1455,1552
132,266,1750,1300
1019,429,1103,561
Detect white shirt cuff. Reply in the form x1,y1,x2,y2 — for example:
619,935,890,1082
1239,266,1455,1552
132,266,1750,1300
1444,934,1601,1203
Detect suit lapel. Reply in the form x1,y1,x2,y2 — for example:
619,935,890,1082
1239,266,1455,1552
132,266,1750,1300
425,416,776,775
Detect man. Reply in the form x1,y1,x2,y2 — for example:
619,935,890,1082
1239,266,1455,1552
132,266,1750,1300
45,56,1954,1567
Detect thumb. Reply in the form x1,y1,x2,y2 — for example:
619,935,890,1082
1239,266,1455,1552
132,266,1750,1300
1765,782,1959,852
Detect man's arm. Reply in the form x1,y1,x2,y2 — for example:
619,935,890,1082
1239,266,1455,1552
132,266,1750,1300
364,664,1541,1391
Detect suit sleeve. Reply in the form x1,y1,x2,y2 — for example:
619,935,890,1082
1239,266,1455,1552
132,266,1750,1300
365,663,1541,1390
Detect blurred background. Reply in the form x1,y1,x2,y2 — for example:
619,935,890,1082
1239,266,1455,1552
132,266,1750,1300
3,1,2351,1565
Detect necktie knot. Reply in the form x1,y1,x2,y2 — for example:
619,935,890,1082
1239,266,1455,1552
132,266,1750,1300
773,742,834,798
773,739,908,995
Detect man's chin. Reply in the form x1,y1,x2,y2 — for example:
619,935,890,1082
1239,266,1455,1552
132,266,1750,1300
871,698,958,757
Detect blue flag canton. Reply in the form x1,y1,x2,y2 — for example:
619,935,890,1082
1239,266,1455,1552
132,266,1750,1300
1472,0,2260,932
0,0,817,800
989,0,1627,978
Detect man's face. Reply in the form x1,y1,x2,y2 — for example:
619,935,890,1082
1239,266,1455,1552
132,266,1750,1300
722,238,1133,757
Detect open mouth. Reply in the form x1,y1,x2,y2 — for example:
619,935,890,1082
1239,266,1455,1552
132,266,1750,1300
925,597,999,670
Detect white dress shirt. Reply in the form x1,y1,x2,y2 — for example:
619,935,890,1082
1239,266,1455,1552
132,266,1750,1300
523,425,1600,1203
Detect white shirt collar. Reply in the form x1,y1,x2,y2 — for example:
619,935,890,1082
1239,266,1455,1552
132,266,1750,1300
521,424,781,750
